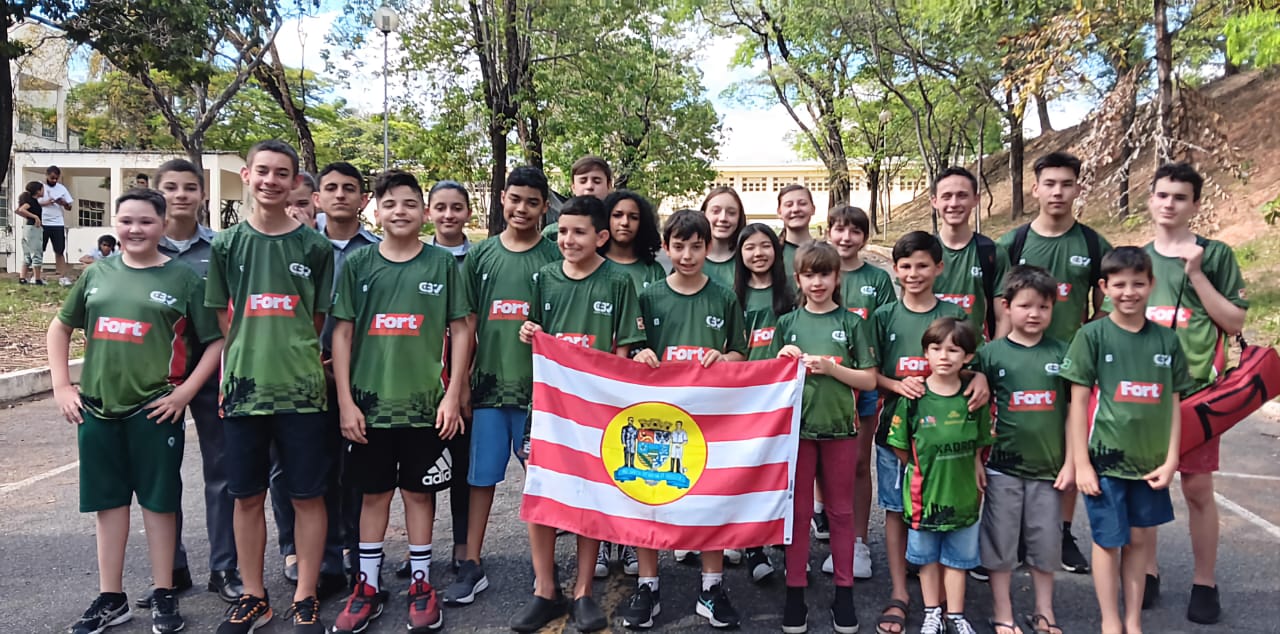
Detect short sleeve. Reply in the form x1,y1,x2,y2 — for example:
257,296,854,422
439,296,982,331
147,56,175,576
615,279,646,348
886,396,910,450
1209,242,1248,309
875,269,897,309
56,269,92,329
724,294,748,355
1058,327,1097,386
973,404,994,447
445,259,469,322
188,276,222,344
848,313,877,369
994,230,1014,251
462,251,479,315
331,259,358,322
204,236,229,309
312,242,335,314
993,244,1011,295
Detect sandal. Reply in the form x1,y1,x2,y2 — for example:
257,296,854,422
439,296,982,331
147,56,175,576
1023,613,1063,634
989,619,1020,634
876,598,909,634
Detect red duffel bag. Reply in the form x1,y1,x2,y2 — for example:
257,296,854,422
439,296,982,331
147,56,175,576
1180,335,1280,457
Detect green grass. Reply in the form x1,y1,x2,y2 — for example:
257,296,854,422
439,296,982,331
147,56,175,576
1236,230,1280,347
0,276,83,373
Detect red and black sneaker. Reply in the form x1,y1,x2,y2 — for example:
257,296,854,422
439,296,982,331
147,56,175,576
331,575,387,634
408,570,444,632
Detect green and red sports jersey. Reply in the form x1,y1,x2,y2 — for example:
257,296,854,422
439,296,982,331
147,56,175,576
703,257,736,290
205,222,335,416
872,299,969,445
530,260,646,353
462,236,562,408
886,386,992,531
977,336,1070,480
331,245,468,428
840,262,896,321
59,257,220,418
743,286,790,361
1059,318,1195,479
933,235,1009,337
639,277,747,363
611,258,667,295
996,223,1113,343
777,306,877,439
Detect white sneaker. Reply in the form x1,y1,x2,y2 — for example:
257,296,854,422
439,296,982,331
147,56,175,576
595,542,610,578
821,554,834,575
853,538,872,579
59,276,72,286
620,545,639,575
723,549,742,565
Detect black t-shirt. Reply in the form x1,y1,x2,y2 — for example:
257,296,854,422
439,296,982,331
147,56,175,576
18,193,39,225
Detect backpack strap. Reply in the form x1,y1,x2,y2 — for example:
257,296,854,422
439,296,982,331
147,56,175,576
1008,222,1032,265
974,234,999,339
1078,223,1103,287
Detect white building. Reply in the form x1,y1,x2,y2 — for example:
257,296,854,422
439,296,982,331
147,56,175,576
2,21,249,273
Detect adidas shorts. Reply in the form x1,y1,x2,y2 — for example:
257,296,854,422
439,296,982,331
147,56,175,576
348,426,454,494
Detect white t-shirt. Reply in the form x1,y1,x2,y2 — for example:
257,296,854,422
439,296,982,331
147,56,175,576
40,181,73,226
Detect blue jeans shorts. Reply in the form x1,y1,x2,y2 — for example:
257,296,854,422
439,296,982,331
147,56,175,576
907,521,981,569
1084,475,1174,548
875,444,905,513
468,407,528,487
856,389,881,419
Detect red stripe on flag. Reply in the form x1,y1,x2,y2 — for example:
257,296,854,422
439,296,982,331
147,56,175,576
533,382,795,442
520,495,787,551
528,440,790,496
534,331,798,389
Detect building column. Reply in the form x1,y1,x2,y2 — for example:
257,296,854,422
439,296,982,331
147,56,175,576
108,165,124,226
207,161,223,230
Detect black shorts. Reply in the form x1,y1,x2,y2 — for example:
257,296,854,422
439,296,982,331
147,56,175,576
224,411,332,500
42,226,66,255
348,426,453,494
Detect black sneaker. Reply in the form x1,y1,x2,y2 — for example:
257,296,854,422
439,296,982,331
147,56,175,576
571,595,608,632
811,511,830,540
944,613,978,634
215,593,272,634
967,566,990,582
70,592,132,634
316,572,348,601
619,585,660,629
510,594,567,632
1142,574,1160,610
287,596,324,633
135,567,195,608
34,278,47,286
745,547,774,583
442,560,489,605
782,589,807,633
150,588,184,634
1187,583,1220,624
696,583,741,628
832,587,857,634
1060,529,1090,574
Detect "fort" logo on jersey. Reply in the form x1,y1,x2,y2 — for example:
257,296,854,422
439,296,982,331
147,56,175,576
489,299,530,320
1009,390,1056,411
665,345,712,362
937,293,975,314
369,313,423,335
750,327,776,348
896,356,930,377
1057,282,1071,300
554,333,597,347
94,316,151,343
1115,380,1162,403
244,293,299,317
847,307,869,319
1147,306,1191,329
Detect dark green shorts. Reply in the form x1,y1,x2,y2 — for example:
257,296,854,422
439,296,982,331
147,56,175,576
78,405,185,513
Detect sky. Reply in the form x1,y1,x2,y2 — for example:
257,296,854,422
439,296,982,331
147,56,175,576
271,10,1095,166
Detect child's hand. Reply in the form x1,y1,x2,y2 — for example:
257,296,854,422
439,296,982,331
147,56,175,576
777,345,802,359
1144,461,1178,490
1075,463,1101,496
897,376,926,399
1053,462,1075,491
975,461,987,491
701,349,723,367
802,354,834,375
147,389,193,424
54,384,83,424
633,348,659,368
436,394,465,440
518,321,542,344
964,372,990,412
340,404,368,444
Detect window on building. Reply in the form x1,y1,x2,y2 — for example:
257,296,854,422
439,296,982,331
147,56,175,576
809,179,829,192
741,177,767,193
0,180,9,227
78,200,106,227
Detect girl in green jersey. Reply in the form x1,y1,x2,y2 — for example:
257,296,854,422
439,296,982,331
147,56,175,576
602,190,665,293
700,186,745,288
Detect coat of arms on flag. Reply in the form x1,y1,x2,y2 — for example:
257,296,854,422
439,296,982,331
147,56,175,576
521,332,804,551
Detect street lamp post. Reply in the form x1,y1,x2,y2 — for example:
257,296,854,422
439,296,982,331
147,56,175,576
374,3,400,173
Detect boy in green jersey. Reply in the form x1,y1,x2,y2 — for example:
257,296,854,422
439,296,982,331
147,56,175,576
930,167,1011,340
777,184,816,281
997,151,1113,575
871,231,983,634
543,155,613,239
827,204,895,580
1140,163,1247,624
887,318,991,634
1061,247,1193,634
512,196,646,633
50,189,223,634
329,171,472,634
621,210,748,630
444,166,562,606
206,140,336,633
976,266,1073,634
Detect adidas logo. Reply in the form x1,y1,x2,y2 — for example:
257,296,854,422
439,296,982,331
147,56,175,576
422,449,453,487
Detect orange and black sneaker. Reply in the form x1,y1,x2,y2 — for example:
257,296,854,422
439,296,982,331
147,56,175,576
287,595,326,633
407,571,444,632
332,575,388,634
215,593,272,633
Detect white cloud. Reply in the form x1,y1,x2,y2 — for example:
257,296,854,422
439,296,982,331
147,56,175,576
274,10,397,114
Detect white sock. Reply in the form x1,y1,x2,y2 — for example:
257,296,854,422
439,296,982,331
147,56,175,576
409,543,432,580
701,572,723,591
638,576,659,592
814,501,825,513
358,541,384,591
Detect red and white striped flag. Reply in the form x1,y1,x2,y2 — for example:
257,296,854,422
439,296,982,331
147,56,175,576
520,332,804,551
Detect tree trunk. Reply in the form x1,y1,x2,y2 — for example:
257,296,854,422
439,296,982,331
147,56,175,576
1006,109,1025,221
866,164,880,235
517,114,543,170
487,120,508,236
1117,78,1136,218
0,24,13,192
1154,0,1174,163
256,46,317,174
1035,90,1053,133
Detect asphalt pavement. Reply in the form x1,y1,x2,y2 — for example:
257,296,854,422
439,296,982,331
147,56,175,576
2,394,1279,633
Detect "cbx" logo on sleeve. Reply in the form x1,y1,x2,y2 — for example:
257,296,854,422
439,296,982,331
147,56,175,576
1009,390,1056,411
1115,380,1162,403
94,316,151,343
418,282,444,296
369,313,423,335
705,316,725,329
489,299,530,320
244,293,299,317
288,262,312,278
593,301,614,315
1069,255,1091,267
